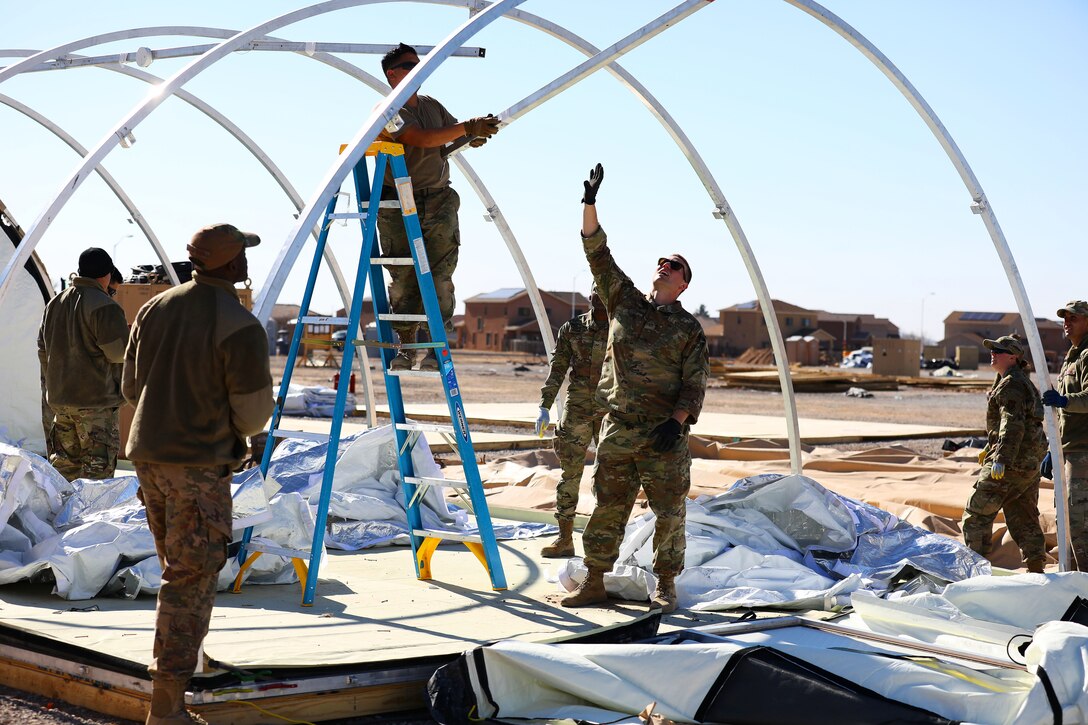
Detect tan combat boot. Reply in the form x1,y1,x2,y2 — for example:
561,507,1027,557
146,680,205,725
541,519,575,558
649,575,678,614
561,567,608,607
1025,556,1046,574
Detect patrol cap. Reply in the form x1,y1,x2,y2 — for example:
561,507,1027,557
983,334,1026,357
77,247,121,280
187,223,260,271
1057,300,1088,319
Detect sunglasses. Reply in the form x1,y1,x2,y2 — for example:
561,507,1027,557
107,287,117,298
989,348,1012,355
657,257,685,273
388,60,418,72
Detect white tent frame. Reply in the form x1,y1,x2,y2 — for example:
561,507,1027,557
0,0,1067,567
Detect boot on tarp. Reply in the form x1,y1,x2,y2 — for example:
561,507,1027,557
146,680,207,725
561,567,608,607
541,519,575,558
649,575,678,614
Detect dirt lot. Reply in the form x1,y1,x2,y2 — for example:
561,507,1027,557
277,350,990,430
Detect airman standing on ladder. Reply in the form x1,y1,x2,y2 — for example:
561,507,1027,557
377,43,500,371
535,286,608,558
124,224,273,724
561,164,709,615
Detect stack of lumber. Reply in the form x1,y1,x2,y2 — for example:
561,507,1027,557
736,347,775,365
717,369,900,393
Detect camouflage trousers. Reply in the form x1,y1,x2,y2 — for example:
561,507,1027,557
377,186,460,344
134,462,233,683
48,405,119,482
1065,451,1088,571
552,403,604,522
962,463,1045,561
582,413,691,579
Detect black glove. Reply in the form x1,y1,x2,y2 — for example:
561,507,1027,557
1040,451,1053,480
649,418,682,453
463,115,500,138
582,163,604,205
1042,389,1068,408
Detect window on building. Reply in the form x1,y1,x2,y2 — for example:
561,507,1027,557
472,333,477,345
786,317,793,326
518,307,531,317
477,318,484,331
486,332,492,346
737,316,742,324
802,318,810,327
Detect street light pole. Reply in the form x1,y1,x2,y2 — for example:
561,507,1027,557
920,292,935,346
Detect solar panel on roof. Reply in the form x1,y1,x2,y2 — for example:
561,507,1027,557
736,300,758,310
960,311,1004,322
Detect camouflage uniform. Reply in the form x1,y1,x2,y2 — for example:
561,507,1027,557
963,363,1047,561
37,276,128,481
1053,305,1088,570
124,255,273,697
378,95,463,344
579,227,709,579
134,462,232,683
49,406,120,481
539,311,608,522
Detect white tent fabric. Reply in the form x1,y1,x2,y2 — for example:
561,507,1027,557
0,427,549,600
0,243,48,454
445,577,1088,724
556,473,988,611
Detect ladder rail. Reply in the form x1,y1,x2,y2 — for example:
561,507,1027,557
386,153,507,590
354,153,429,566
237,191,339,568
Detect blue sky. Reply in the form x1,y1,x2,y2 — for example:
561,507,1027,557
1,1,1084,341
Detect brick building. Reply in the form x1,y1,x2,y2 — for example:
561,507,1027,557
940,311,1064,370
717,299,898,357
459,288,589,353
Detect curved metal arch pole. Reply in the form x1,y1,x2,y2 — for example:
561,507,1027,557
0,0,463,310
785,0,1069,569
464,2,801,472
0,92,169,283
3,36,373,420
253,0,528,324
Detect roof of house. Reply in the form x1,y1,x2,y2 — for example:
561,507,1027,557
465,288,589,307
718,299,812,313
697,317,723,337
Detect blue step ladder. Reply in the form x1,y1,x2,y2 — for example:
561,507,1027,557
233,142,507,606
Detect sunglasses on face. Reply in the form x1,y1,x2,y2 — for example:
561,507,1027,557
657,257,685,273
388,60,418,72
990,349,1012,355
107,287,117,298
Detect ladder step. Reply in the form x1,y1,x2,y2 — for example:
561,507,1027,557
359,200,401,209
413,528,483,544
387,369,442,379
299,315,350,325
246,541,312,560
404,476,470,490
272,428,331,442
396,422,456,435
326,212,367,220
370,257,415,266
378,313,428,323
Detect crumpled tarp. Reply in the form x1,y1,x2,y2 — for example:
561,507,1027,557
556,473,989,610
0,427,549,600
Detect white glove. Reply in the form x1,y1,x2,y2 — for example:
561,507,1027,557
535,407,550,437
